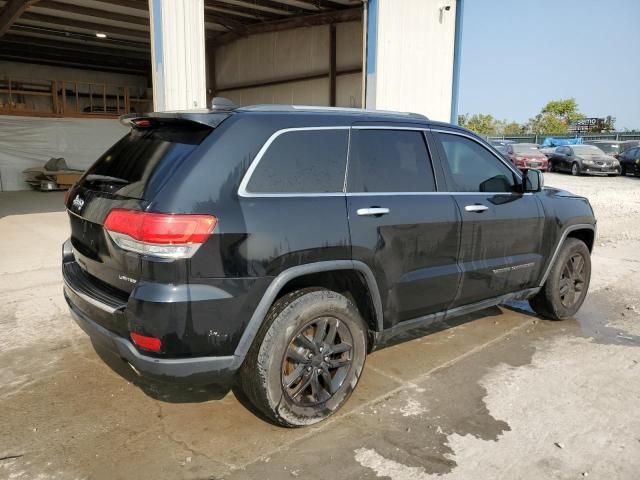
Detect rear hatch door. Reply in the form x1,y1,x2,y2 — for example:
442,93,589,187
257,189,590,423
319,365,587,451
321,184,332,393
67,117,218,294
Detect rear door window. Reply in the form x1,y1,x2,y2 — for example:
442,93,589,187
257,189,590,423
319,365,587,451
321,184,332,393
347,129,436,193
245,129,348,194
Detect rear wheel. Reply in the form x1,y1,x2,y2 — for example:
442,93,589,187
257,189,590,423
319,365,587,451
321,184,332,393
237,288,367,427
571,162,581,176
529,238,591,320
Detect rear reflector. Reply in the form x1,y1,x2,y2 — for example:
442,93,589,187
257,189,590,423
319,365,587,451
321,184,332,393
104,209,217,258
130,332,161,352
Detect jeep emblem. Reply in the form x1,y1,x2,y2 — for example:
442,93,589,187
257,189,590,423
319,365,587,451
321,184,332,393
72,194,84,210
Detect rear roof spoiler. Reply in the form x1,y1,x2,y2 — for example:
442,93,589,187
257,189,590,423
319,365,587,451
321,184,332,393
119,110,232,128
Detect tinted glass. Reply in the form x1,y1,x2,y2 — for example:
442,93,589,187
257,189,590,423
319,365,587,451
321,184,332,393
83,123,212,199
572,145,605,155
437,133,516,193
347,130,435,192
247,129,348,193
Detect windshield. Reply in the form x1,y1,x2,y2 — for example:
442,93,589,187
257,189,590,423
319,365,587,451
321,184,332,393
572,145,605,155
512,144,541,154
589,143,620,154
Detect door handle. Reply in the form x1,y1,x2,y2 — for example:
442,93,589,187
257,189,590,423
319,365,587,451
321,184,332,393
357,207,390,216
464,204,489,213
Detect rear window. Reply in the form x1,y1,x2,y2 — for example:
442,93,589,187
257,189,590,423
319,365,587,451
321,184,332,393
245,129,348,194
82,122,212,199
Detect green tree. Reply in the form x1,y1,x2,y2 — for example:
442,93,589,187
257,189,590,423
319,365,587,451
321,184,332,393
526,98,586,134
603,115,616,132
541,98,585,125
502,121,524,135
527,113,568,135
458,113,501,135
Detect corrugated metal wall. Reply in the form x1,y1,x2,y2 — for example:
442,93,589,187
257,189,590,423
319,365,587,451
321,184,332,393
213,22,363,108
373,0,457,121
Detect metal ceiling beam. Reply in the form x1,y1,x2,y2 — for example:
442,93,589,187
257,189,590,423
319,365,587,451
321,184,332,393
213,0,299,16
0,0,39,37
18,12,150,39
1,34,150,59
8,25,150,51
35,1,148,26
213,6,361,44
205,0,281,20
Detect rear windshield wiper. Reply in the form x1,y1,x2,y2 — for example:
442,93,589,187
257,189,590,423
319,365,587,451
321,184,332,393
85,174,130,184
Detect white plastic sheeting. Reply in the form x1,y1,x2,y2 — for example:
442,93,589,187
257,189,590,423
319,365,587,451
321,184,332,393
0,116,128,191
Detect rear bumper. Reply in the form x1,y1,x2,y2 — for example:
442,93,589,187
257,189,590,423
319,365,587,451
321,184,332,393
61,238,254,386
65,291,238,386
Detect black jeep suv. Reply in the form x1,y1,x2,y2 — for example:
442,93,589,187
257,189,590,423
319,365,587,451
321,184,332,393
63,104,596,427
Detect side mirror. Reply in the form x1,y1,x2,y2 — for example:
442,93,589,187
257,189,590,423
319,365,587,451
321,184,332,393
522,168,543,193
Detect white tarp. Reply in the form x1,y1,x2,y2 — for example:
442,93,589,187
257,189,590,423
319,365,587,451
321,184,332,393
0,116,129,191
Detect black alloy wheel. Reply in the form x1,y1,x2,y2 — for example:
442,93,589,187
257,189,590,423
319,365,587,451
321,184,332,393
282,317,353,407
558,253,587,309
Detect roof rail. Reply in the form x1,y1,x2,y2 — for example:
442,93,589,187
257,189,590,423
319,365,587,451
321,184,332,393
237,104,428,120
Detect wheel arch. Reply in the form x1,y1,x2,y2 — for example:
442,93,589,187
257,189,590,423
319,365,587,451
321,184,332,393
538,223,596,287
232,261,384,363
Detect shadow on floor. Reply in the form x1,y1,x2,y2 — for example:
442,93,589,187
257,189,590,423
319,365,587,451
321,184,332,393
0,191,66,218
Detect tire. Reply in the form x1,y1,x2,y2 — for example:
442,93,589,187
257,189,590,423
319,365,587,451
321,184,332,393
620,164,627,176
548,161,556,173
237,288,367,427
571,162,581,176
529,238,591,320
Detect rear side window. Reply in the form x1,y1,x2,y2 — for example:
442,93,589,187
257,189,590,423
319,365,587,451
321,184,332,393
347,129,435,193
246,129,348,194
84,123,212,199
436,132,516,193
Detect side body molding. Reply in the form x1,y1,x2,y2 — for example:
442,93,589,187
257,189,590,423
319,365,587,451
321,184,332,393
538,223,596,287
232,260,384,362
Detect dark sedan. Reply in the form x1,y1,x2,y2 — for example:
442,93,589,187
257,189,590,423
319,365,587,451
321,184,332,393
549,145,620,176
619,147,640,176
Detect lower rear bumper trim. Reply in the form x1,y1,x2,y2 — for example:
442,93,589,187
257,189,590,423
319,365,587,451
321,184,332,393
65,291,239,386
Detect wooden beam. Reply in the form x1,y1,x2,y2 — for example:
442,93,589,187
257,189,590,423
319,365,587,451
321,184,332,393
18,12,150,39
35,1,149,26
213,6,361,45
0,0,39,37
329,23,336,106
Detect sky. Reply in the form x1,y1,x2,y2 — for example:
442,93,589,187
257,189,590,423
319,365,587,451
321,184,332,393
458,0,640,130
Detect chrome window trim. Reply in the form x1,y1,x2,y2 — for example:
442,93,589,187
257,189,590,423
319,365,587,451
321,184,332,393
351,125,429,131
345,192,534,197
237,126,350,198
431,128,524,179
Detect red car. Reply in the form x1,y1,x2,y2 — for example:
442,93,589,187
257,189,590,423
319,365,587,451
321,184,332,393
505,143,549,171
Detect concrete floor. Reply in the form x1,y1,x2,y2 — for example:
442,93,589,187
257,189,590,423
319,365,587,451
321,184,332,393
1,174,639,479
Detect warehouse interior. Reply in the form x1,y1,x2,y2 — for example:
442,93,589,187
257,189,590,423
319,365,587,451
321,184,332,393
0,0,460,191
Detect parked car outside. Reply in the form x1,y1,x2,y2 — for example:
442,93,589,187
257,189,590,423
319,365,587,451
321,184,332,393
540,146,557,158
505,143,549,171
583,140,626,158
62,104,596,426
619,146,640,176
549,144,620,176
488,139,514,160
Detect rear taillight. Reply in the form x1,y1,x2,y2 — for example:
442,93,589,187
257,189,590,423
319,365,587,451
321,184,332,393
104,209,217,258
130,332,161,352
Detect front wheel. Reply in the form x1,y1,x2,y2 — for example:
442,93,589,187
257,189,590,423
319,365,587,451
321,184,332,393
237,288,367,427
571,162,581,176
620,164,627,176
529,238,591,320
